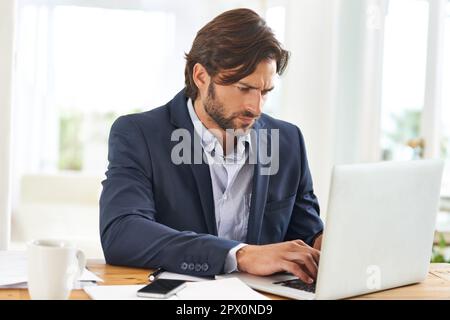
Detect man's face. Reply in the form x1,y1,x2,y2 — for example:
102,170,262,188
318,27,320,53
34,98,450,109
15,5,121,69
202,59,277,133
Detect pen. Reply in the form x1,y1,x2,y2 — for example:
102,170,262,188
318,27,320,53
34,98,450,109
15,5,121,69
148,268,165,281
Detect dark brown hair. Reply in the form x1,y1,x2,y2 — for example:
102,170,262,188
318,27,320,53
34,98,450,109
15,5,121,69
184,8,290,101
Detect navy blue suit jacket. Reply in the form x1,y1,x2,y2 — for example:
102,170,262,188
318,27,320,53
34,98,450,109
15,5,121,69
100,89,323,276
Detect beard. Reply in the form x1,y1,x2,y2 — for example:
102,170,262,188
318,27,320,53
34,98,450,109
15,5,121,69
203,83,258,132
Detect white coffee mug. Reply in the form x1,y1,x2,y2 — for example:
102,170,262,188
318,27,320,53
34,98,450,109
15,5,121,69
27,239,86,300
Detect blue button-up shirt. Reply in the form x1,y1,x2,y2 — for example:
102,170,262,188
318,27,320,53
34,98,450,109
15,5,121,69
187,99,252,272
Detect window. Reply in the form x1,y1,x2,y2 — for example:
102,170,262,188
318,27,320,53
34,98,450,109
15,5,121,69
53,6,177,172
380,0,429,161
379,0,450,238
14,4,178,174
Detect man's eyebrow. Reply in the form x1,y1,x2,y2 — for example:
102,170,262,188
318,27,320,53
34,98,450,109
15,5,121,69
238,82,275,92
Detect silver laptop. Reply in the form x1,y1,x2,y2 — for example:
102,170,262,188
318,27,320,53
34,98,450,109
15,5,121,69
218,160,444,300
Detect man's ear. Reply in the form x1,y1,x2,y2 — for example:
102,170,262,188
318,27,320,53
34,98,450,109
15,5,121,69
193,63,210,97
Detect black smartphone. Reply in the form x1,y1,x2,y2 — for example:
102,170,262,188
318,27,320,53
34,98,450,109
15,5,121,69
136,279,187,299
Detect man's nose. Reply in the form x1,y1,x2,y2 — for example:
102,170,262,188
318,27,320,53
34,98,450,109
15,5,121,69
245,91,263,116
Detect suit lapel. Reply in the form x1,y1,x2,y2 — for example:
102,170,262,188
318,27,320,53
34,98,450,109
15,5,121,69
169,90,217,236
189,155,218,236
246,122,271,244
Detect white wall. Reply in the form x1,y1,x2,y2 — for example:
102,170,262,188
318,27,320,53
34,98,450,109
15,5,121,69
280,0,386,218
332,0,386,166
0,0,16,250
280,0,339,217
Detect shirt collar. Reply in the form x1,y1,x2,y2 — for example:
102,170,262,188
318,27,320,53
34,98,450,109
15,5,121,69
186,99,251,161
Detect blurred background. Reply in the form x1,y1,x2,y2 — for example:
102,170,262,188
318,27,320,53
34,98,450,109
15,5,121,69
0,0,449,260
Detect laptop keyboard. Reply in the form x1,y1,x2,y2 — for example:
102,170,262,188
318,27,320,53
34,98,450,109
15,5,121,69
273,279,316,293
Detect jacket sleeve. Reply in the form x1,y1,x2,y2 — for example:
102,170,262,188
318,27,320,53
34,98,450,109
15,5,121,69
99,115,240,276
284,126,324,246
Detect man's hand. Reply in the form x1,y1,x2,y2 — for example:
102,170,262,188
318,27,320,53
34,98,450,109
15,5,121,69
236,240,320,284
313,234,323,251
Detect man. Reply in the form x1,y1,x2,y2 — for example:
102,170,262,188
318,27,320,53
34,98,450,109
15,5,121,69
100,8,323,285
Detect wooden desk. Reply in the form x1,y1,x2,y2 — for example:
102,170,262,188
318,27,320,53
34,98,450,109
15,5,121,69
1,261,449,300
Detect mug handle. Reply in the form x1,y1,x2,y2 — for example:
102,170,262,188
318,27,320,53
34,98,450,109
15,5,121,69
76,250,86,279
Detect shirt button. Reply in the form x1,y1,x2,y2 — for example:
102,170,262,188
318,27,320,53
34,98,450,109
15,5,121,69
188,263,195,271
223,194,228,200
202,263,209,272
195,264,202,272
181,262,188,270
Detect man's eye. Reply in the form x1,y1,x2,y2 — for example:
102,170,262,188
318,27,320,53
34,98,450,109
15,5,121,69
237,87,250,92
